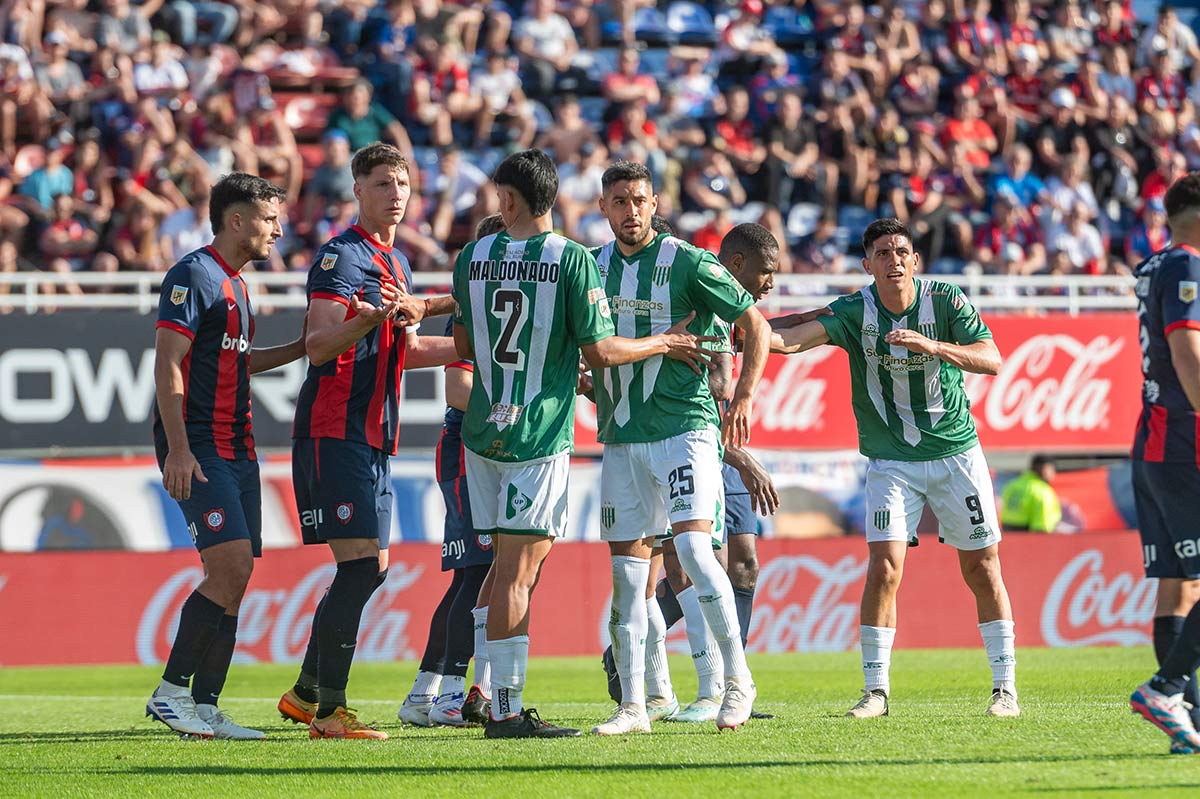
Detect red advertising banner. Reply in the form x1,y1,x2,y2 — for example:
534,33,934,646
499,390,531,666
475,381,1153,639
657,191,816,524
575,313,1141,452
0,532,1152,666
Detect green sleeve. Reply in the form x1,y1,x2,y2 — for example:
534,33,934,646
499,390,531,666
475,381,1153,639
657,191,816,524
690,250,754,324
564,244,615,346
451,247,471,328
816,296,853,350
705,317,733,354
1028,483,1063,533
946,285,991,345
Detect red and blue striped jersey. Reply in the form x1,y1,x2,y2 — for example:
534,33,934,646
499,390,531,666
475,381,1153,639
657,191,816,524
153,245,256,460
1133,245,1200,462
293,225,414,454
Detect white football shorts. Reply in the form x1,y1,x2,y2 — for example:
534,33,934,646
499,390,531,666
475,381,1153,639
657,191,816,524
464,449,569,539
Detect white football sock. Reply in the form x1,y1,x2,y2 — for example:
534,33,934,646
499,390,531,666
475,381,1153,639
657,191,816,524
673,531,750,681
472,606,491,697
677,585,723,700
860,625,895,695
978,619,1016,696
645,596,673,701
609,556,650,707
409,670,441,701
434,675,466,706
488,634,529,720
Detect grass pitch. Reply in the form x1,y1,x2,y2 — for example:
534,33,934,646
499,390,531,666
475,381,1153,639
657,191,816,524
1,647,1197,798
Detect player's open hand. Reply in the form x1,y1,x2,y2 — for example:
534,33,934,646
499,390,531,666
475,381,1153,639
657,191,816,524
735,452,779,516
662,311,719,374
883,328,941,357
350,287,402,327
162,448,207,501
722,395,752,448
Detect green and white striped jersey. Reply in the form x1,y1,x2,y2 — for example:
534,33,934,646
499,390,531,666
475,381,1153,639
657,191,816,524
452,231,614,463
817,278,991,462
591,233,753,444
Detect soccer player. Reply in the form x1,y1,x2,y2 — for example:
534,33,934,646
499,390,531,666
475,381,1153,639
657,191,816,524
772,217,1019,719
148,173,305,740
590,161,771,735
398,213,506,728
452,149,710,739
279,142,457,740
1128,173,1200,754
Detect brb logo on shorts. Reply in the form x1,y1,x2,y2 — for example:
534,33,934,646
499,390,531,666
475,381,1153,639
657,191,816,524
336,502,354,524
205,509,225,532
221,332,250,352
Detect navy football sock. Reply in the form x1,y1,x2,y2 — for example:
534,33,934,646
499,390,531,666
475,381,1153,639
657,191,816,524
656,578,684,629
443,565,489,679
1154,605,1200,702
419,569,462,674
732,586,755,649
316,556,379,719
192,614,238,707
1153,614,1200,722
294,589,328,704
161,591,225,689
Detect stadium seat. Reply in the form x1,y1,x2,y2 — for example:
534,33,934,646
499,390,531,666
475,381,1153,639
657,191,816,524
666,2,719,47
280,93,340,142
12,144,45,181
412,146,442,185
577,96,609,127
786,203,822,242
837,205,874,237
636,48,671,79
633,7,673,46
297,143,324,181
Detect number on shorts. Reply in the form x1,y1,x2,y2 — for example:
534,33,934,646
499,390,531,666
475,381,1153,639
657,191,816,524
491,289,527,368
965,494,985,526
669,465,695,498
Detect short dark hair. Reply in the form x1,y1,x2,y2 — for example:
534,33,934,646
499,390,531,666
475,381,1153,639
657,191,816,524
351,142,409,181
650,215,676,236
719,222,779,262
1164,172,1200,221
601,160,653,193
862,217,914,254
209,172,286,234
475,213,506,238
1031,454,1055,473
492,149,558,217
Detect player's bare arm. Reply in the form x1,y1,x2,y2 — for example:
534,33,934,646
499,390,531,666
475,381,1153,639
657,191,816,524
723,446,780,516
1167,328,1200,411
249,313,308,374
404,332,460,369
305,282,403,366
884,330,1002,376
154,327,207,501
452,321,474,360
581,311,718,373
774,319,832,354
393,293,456,326
768,307,833,330
708,351,734,402
724,305,770,448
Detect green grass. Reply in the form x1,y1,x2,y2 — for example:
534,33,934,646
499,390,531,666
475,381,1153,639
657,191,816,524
1,648,1197,798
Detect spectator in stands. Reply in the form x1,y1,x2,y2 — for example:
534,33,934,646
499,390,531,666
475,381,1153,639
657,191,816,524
951,0,1006,75
693,205,734,254
873,1,922,87
859,103,910,211
889,57,939,119
1141,147,1189,209
683,145,746,213
70,133,114,226
671,49,718,119
1001,0,1047,63
159,0,239,46
513,0,584,99
535,95,597,165
765,91,836,212
890,147,959,264
974,191,1045,276
603,47,661,109
239,92,302,203
412,0,484,53
328,80,416,169
110,204,166,271
748,49,799,128
0,158,28,280
1034,88,1088,177
1125,196,1171,270
1136,3,1200,70
1097,44,1136,104
1044,0,1092,64
1095,0,1136,51
159,183,212,264
1,43,53,159
1044,155,1100,225
133,31,189,96
557,139,607,244
472,51,535,148
300,129,353,235
1137,45,1189,116
1046,201,1107,275
717,0,775,86
943,91,997,172
36,31,87,120
17,135,73,221
427,146,491,245
715,85,766,201
1088,94,1144,207
97,0,152,53
1000,455,1062,533
414,39,485,148
39,193,117,293
794,215,847,275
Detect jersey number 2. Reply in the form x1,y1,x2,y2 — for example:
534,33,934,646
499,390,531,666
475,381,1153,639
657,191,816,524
491,289,528,368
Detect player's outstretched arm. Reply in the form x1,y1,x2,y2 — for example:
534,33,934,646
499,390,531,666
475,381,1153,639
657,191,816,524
884,329,1002,375
393,294,456,327
249,313,308,374
773,319,832,354
452,322,474,360
154,327,207,501
305,283,402,366
724,305,770,448
1167,327,1200,411
404,333,460,369
723,446,780,516
581,311,718,373
768,307,833,330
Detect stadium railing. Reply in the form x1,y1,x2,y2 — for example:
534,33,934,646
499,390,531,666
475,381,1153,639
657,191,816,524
0,272,1136,315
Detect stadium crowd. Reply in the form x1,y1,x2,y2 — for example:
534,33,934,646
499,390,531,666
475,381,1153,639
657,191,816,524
0,0,1192,295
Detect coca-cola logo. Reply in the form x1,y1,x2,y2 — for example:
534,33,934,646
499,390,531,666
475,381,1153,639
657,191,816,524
1039,549,1155,647
967,334,1124,433
751,349,839,433
136,562,426,664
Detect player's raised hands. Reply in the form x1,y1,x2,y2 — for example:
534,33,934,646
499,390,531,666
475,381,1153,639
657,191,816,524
162,447,207,501
662,311,720,374
883,328,940,356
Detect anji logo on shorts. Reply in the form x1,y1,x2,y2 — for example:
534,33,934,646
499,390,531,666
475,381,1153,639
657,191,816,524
205,509,225,532
336,503,354,524
221,332,250,352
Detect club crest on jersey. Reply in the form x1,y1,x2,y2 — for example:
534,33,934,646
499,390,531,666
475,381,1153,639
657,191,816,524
653,264,671,286
336,502,354,524
874,509,891,531
320,253,338,271
477,533,493,550
601,504,615,529
919,322,937,339
170,285,188,305
205,509,225,532
1181,281,1197,303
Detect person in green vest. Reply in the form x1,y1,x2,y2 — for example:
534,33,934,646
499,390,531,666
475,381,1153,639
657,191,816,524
1000,455,1062,533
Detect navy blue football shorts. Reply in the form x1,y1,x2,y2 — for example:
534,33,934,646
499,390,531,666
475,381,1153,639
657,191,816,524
161,451,262,558
722,462,758,539
438,475,494,571
293,437,392,548
1132,459,1200,579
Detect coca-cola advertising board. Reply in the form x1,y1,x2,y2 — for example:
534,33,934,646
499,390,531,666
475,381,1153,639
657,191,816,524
575,313,1140,452
0,532,1152,666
